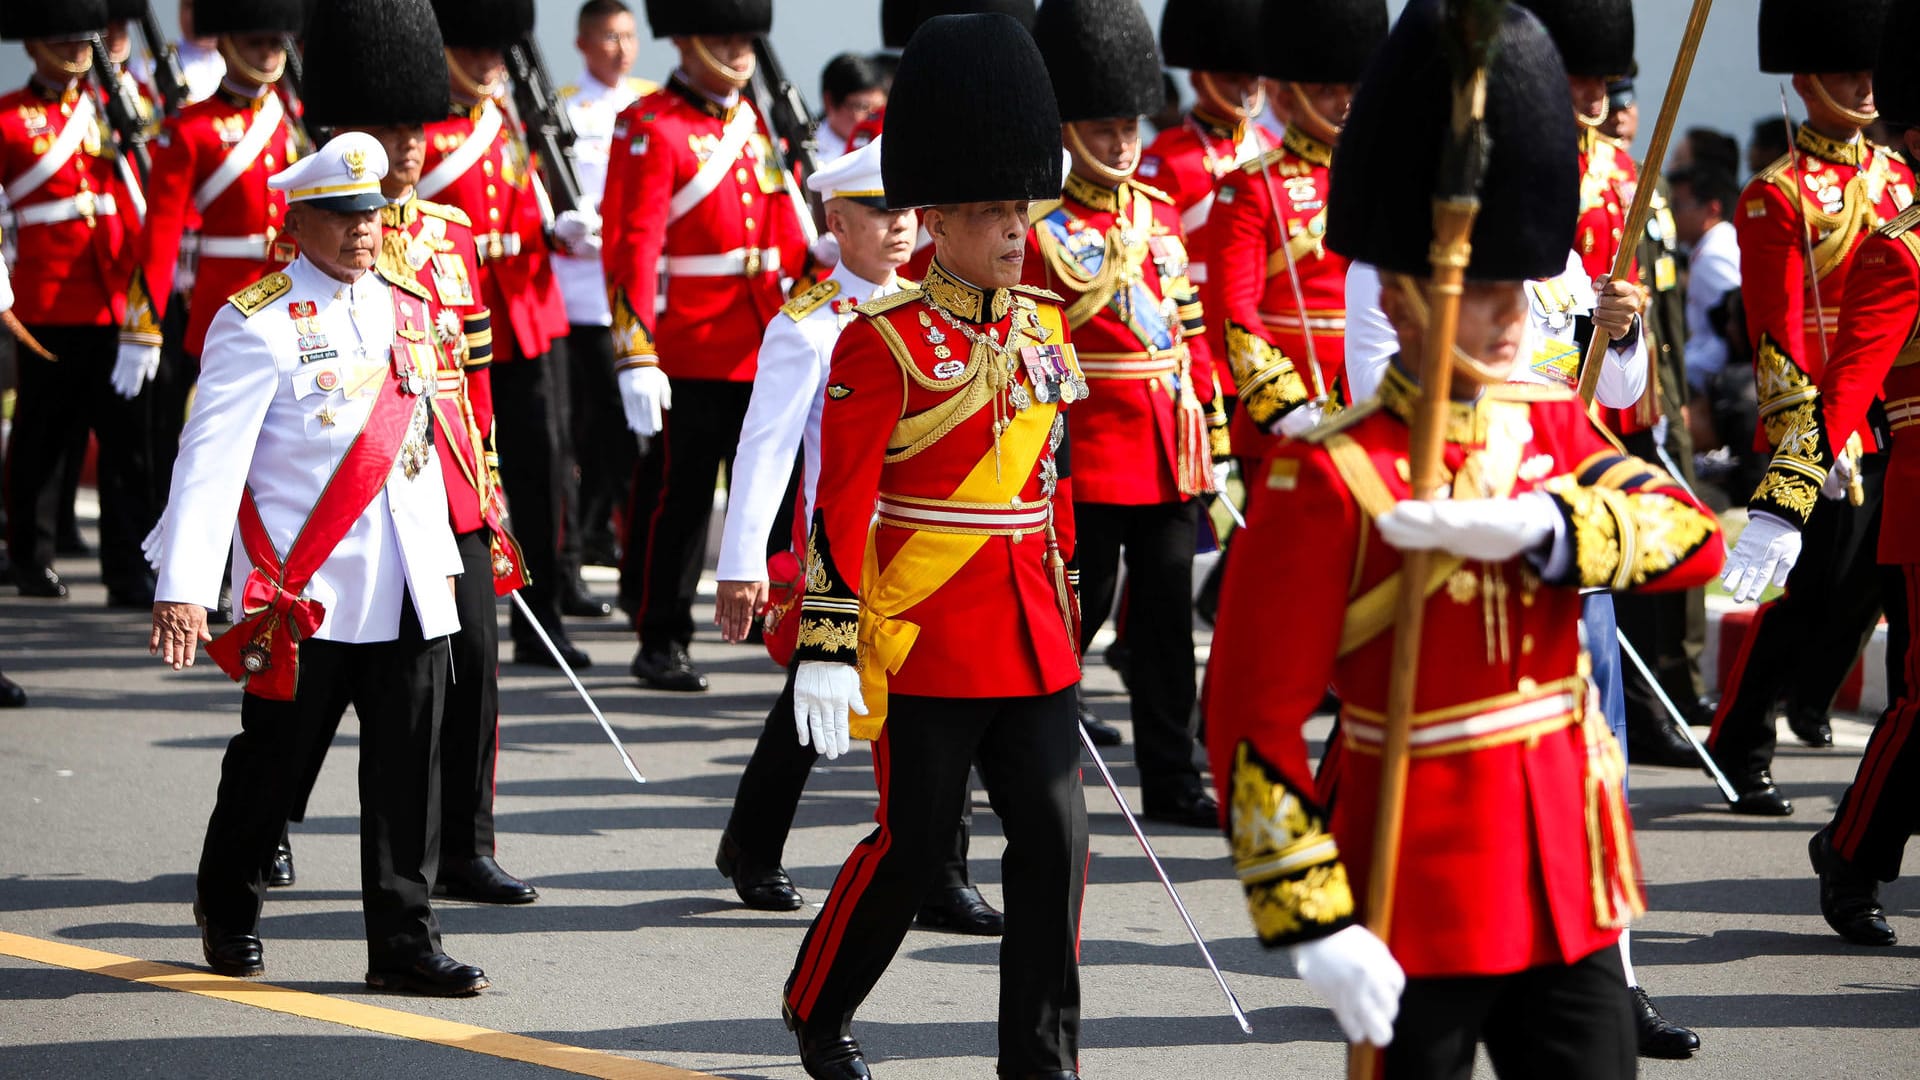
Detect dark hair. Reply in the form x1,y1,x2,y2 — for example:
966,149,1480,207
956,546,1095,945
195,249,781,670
1684,127,1740,175
821,52,888,106
1669,164,1739,218
577,0,630,31
1751,115,1791,160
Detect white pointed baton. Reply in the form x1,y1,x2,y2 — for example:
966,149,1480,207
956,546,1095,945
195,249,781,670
509,590,646,785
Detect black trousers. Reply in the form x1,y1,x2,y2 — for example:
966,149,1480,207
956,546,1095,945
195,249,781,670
197,597,448,967
1615,428,1707,734
1829,563,1920,881
622,378,752,649
1075,499,1203,803
547,333,583,585
566,324,632,561
725,665,974,890
4,324,153,591
491,356,567,645
1708,460,1886,779
786,687,1087,1074
1381,945,1635,1080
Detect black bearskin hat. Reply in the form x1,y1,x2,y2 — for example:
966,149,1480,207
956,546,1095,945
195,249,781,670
1,0,108,41
194,0,307,36
1760,0,1891,74
1160,0,1265,75
1514,0,1634,78
1032,0,1164,123
883,0,1036,50
431,0,533,49
1874,0,1920,129
1264,0,1388,84
1328,0,1579,283
644,0,772,40
883,13,1062,208
302,0,450,130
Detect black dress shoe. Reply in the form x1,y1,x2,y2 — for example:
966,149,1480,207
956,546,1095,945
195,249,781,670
1626,719,1701,768
1810,828,1897,945
434,855,539,904
716,831,803,911
1143,788,1221,829
581,536,620,569
634,644,708,692
561,579,613,618
1631,986,1700,1058
0,672,26,708
365,953,490,996
1787,711,1835,748
916,884,1004,936
782,999,872,1080
15,567,67,599
514,636,592,669
264,842,295,888
1079,706,1123,747
1001,1073,1080,1079
192,901,264,977
1726,771,1793,816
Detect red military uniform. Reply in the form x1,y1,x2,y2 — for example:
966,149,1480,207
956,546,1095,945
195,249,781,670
120,84,303,357
600,74,805,380
0,79,130,326
1139,106,1275,393
1210,124,1346,456
1572,126,1658,436
419,98,568,364
1206,369,1724,976
1024,171,1223,503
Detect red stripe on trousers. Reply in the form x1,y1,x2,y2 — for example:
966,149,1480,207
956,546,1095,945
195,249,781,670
1707,599,1778,746
1835,566,1920,857
790,729,895,1019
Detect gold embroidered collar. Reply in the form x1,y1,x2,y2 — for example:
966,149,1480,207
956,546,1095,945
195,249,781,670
669,74,732,120
1282,124,1334,168
1377,363,1493,446
1796,123,1866,168
379,197,420,229
921,259,1012,324
1064,171,1122,213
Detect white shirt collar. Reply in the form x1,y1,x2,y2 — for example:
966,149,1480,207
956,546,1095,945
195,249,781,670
828,260,896,301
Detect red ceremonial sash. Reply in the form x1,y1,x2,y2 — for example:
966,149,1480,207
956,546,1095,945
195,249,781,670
205,291,431,700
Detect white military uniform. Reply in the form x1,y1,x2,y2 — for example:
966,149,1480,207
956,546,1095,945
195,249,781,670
1341,254,1649,406
554,74,653,325
154,253,463,640
715,138,905,581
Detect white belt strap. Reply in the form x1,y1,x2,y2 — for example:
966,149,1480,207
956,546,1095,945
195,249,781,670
1181,190,1216,235
417,101,503,201
663,247,780,277
14,192,118,226
197,233,293,260
667,107,758,225
5,95,97,205
193,92,284,212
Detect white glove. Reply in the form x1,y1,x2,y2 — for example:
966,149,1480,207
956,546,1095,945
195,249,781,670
1376,491,1558,561
1821,451,1855,500
1292,925,1406,1047
0,260,13,314
1212,459,1233,494
112,342,162,399
553,209,601,257
1271,399,1325,438
141,519,165,571
617,364,671,437
793,660,866,760
1721,510,1802,603
809,232,841,268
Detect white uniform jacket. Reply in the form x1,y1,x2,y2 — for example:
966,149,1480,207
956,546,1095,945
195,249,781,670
1342,254,1649,406
714,262,902,582
554,74,651,325
154,257,464,642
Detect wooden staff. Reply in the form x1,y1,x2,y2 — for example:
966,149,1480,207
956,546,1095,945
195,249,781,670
1576,0,1716,422
1350,2,1503,1076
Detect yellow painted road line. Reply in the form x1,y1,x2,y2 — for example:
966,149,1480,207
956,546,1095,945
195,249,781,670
0,931,712,1080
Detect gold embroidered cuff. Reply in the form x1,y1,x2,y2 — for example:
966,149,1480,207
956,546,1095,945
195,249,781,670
1543,477,1719,591
1229,742,1355,947
1226,320,1310,426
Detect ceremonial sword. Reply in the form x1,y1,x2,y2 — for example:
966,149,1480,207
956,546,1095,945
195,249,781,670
1613,627,1740,801
508,590,647,785
1076,723,1253,1034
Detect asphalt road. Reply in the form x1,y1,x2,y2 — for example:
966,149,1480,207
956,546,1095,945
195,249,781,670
0,552,1915,1079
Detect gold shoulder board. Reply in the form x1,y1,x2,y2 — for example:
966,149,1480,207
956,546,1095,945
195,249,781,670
781,279,841,322
1300,398,1381,444
856,287,922,317
379,267,432,302
415,199,472,228
1754,151,1794,187
1878,203,1920,240
1132,181,1174,205
1028,199,1063,224
227,272,293,317
1008,283,1065,303
1489,382,1575,403
1241,147,1287,176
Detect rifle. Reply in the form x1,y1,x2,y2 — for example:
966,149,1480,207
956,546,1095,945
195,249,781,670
134,0,188,116
748,36,821,244
89,34,152,184
505,32,585,218
278,34,317,146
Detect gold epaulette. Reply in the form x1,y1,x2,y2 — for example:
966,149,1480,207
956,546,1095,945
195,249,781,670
227,272,292,317
1489,382,1575,403
1028,199,1063,224
379,267,432,302
1878,203,1920,239
1753,151,1795,188
1131,180,1173,205
1008,283,1065,304
1299,398,1381,444
415,199,472,228
557,84,580,100
627,77,659,96
781,278,841,322
1241,146,1288,175
856,283,922,317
